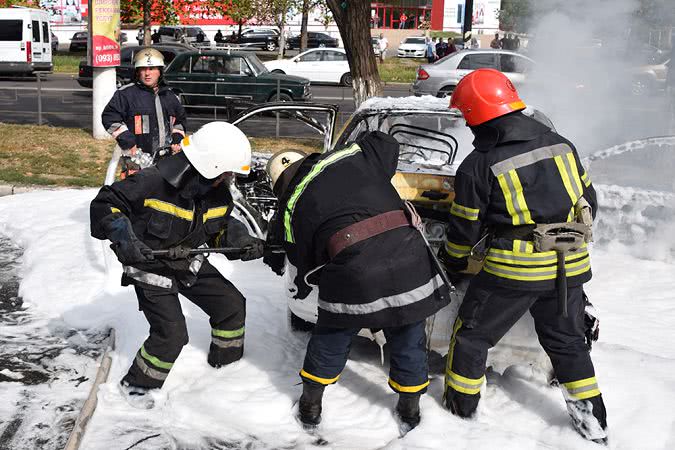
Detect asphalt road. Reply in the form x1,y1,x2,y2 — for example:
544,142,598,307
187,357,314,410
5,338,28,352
0,73,671,148
0,74,411,139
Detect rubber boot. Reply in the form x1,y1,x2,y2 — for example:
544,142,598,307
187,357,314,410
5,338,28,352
444,388,480,418
395,393,421,429
119,379,157,409
298,381,325,428
566,394,608,445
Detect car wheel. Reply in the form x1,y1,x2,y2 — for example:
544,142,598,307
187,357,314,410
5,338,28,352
271,69,285,74
269,92,292,102
318,43,326,48
115,76,123,89
284,41,291,50
340,72,353,87
437,86,455,98
288,309,314,332
266,41,277,52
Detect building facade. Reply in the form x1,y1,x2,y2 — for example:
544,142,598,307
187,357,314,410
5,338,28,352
370,0,501,32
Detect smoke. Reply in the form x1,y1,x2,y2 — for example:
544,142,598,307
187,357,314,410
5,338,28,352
519,0,672,155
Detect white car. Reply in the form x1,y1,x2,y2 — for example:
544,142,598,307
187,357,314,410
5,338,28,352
397,36,427,58
264,47,352,86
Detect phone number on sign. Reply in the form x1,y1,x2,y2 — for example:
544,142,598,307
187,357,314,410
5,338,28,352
95,53,120,64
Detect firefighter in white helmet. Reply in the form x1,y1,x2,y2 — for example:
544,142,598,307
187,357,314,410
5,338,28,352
90,121,263,408
102,47,187,178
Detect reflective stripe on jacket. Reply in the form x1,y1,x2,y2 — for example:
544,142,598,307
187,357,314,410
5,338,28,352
443,111,598,291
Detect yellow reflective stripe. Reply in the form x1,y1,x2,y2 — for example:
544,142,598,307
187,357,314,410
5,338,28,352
509,170,533,224
489,243,587,257
567,206,575,222
497,172,519,225
554,155,579,204
446,371,485,395
445,240,471,258
300,369,340,385
284,144,362,243
211,326,244,338
388,378,430,393
144,199,193,221
110,207,121,214
566,152,584,197
563,377,601,400
564,376,597,389
450,202,480,221
581,171,591,187
487,248,588,266
203,206,228,222
484,256,590,281
512,239,534,253
140,345,173,370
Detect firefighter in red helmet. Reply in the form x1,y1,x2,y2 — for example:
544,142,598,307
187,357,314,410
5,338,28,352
440,69,608,444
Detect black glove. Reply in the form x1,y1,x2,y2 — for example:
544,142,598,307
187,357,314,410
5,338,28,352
171,132,184,145
166,246,191,260
293,275,313,300
240,238,265,261
263,245,285,276
104,216,154,266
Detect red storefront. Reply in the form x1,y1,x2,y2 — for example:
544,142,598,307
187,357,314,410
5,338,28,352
370,0,445,30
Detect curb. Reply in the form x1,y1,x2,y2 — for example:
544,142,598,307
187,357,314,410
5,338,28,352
0,184,76,197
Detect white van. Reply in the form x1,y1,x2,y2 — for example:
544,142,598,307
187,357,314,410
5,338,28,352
0,7,53,74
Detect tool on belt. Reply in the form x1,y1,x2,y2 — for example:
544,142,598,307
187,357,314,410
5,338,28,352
533,197,594,318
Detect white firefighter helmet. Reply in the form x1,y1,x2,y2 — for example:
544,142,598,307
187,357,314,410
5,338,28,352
181,122,251,179
133,47,165,69
266,150,307,188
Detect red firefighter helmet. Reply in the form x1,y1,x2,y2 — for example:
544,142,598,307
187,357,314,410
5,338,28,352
450,68,526,126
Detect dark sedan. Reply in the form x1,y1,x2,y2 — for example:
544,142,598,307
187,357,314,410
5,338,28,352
76,44,192,88
163,50,311,108
286,32,339,50
223,29,281,52
69,31,127,52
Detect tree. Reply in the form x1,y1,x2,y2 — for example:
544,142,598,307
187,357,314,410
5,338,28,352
120,0,180,45
204,0,256,39
326,0,382,106
496,0,533,33
255,0,301,58
299,0,322,51
317,3,334,30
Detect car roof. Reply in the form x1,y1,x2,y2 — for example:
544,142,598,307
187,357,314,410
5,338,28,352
456,48,532,58
357,95,462,115
179,49,252,57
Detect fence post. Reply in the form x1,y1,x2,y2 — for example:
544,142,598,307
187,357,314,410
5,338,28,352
37,73,43,125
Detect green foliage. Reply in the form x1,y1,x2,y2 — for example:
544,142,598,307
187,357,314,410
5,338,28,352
496,0,532,33
430,31,460,39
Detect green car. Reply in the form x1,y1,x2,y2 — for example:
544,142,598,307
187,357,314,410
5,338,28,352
163,50,312,108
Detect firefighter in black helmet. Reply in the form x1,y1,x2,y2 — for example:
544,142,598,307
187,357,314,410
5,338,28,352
439,68,608,444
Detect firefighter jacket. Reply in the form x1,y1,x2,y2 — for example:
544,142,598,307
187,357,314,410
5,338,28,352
273,131,451,329
442,111,598,291
101,79,187,153
90,153,236,291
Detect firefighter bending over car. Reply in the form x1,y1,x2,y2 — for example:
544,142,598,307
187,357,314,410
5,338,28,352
90,122,264,408
438,68,608,444
102,48,187,179
263,132,451,431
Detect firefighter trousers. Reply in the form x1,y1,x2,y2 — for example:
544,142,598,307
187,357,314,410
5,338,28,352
300,320,430,394
123,261,246,389
445,283,606,429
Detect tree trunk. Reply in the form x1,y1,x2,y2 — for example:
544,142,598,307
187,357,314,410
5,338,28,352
238,20,244,39
143,0,152,45
326,0,383,106
300,0,309,52
278,22,286,60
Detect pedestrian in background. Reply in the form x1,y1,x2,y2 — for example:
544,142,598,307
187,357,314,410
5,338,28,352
399,12,407,29
378,32,389,63
426,37,437,63
436,37,446,60
490,32,502,49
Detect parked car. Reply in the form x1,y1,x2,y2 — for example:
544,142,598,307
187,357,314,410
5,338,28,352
69,30,127,52
51,31,58,52
0,7,53,74
76,44,192,88
371,37,381,57
285,32,338,50
397,36,427,58
156,26,210,46
163,49,311,108
264,48,352,86
628,45,670,96
412,49,535,97
223,28,281,52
